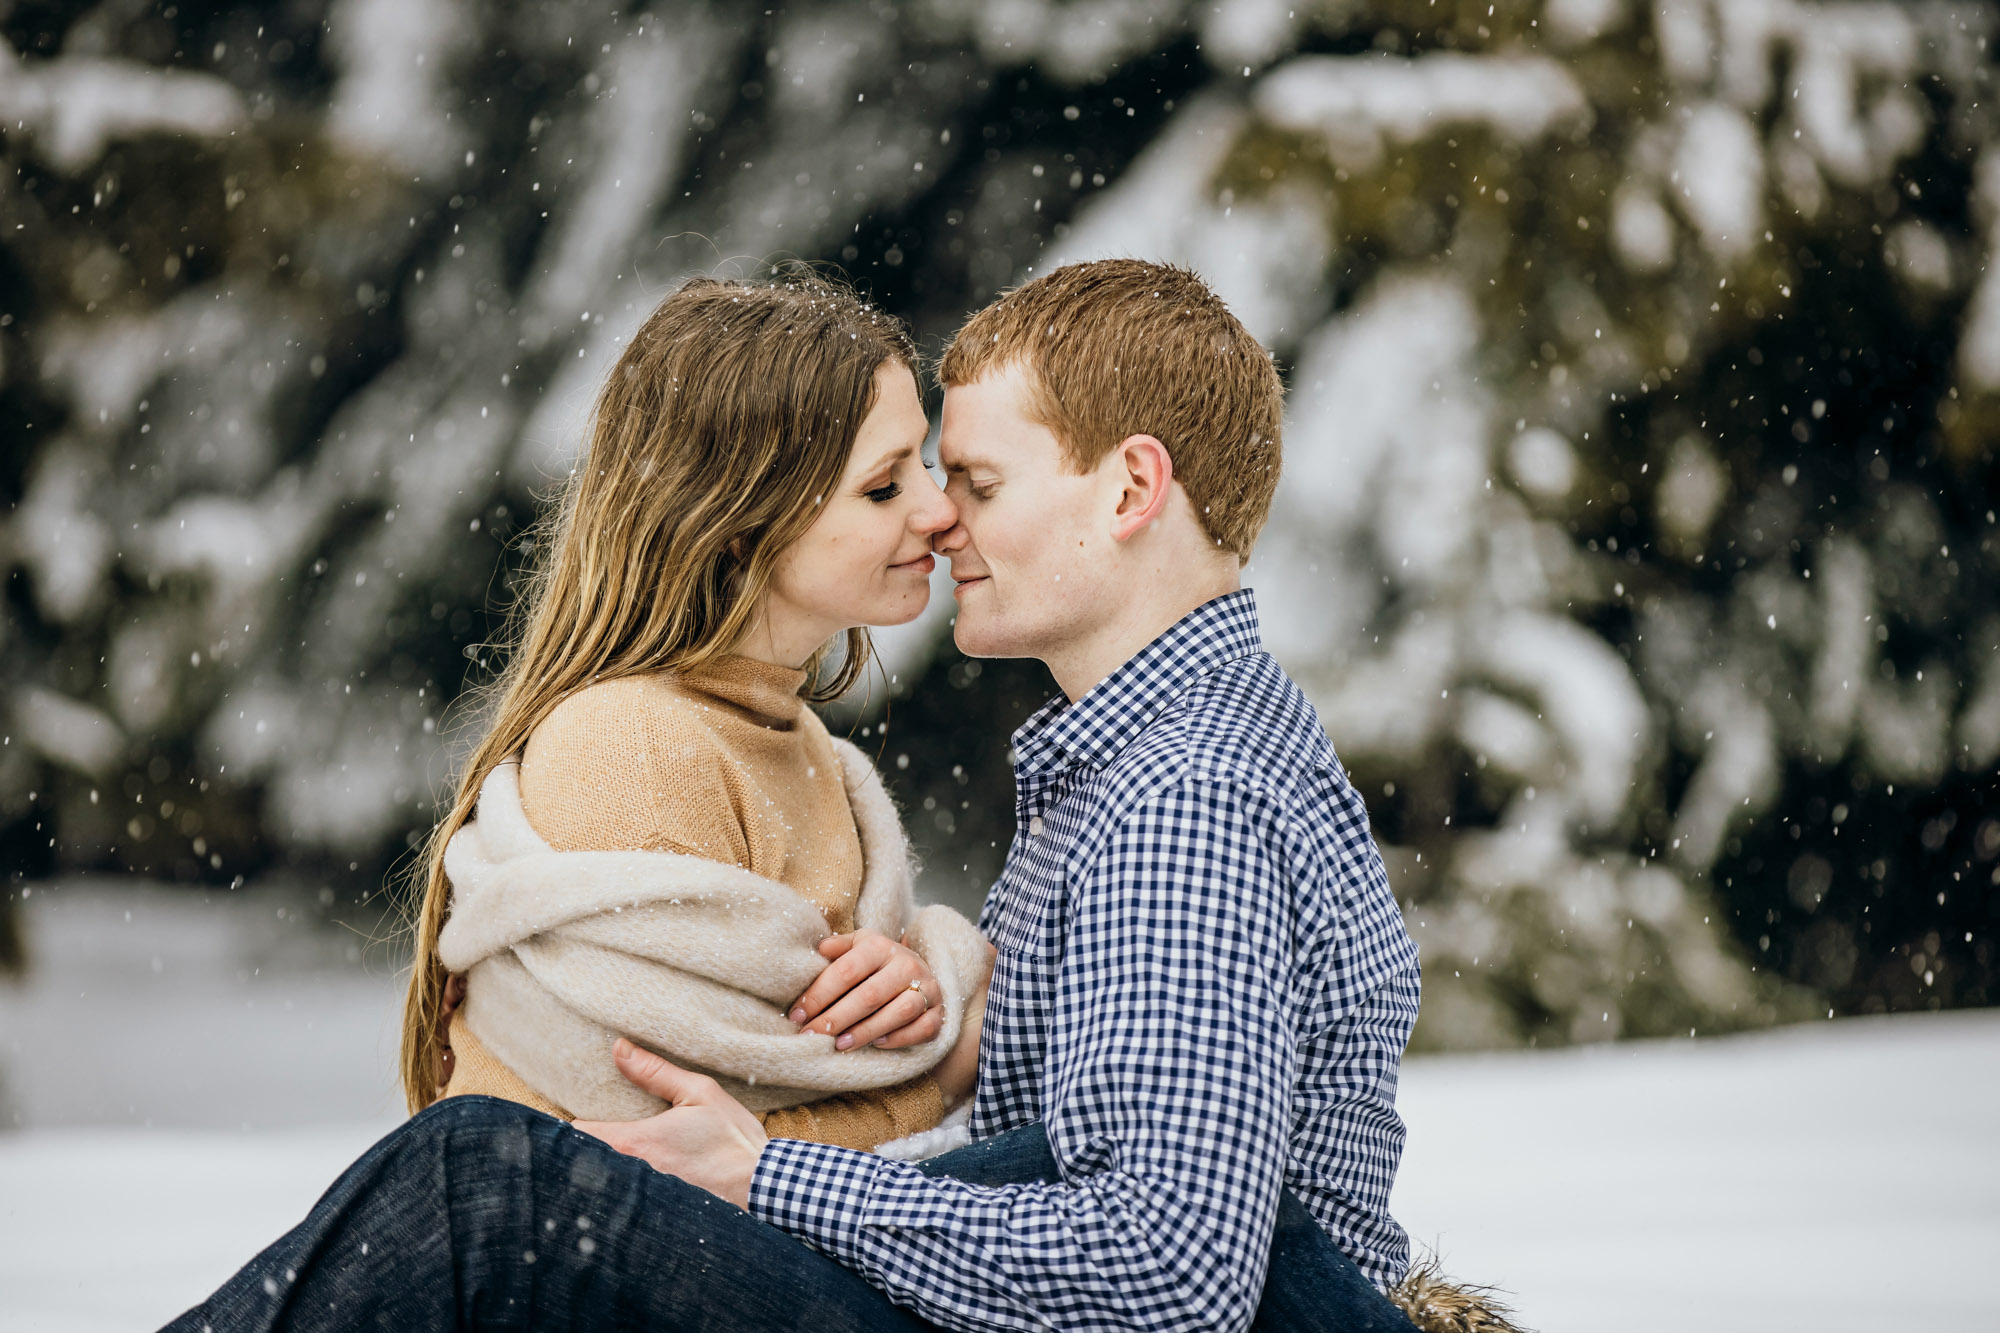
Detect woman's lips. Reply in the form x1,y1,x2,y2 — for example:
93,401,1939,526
891,553,935,575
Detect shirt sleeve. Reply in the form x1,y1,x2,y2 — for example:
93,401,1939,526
749,778,1296,1333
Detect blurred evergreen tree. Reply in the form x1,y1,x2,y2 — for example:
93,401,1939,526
1154,0,2000,1042
0,0,1992,1045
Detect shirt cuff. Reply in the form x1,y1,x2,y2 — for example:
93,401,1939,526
747,1136,889,1263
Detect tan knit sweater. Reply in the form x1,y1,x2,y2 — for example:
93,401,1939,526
441,654,944,1148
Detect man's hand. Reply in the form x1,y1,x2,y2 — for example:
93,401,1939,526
436,973,467,1086
573,1039,770,1209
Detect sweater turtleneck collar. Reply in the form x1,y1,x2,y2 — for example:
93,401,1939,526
678,654,810,730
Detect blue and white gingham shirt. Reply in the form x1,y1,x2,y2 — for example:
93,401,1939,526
751,590,1421,1333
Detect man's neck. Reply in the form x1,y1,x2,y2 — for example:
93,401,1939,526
1044,570,1241,702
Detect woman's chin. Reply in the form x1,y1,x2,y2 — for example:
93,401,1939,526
859,591,932,629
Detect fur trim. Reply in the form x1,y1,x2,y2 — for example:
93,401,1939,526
874,1102,973,1160
1390,1255,1532,1333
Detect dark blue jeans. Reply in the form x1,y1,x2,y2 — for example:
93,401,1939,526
165,1097,1415,1332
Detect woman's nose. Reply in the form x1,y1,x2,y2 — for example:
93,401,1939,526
910,469,957,537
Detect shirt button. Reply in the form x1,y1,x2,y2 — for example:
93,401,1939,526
1028,816,1044,837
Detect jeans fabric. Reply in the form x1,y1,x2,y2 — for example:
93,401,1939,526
164,1097,1415,1333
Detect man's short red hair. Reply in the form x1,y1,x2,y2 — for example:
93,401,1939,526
938,259,1284,561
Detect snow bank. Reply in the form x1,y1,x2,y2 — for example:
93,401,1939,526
1391,1011,2000,1333
1672,102,1763,259
3,886,1992,1332
13,687,125,779
3,1010,1992,1333
323,0,470,175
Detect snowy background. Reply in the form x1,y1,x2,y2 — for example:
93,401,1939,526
3,0,1996,1051
4,0,1999,1039
1,883,1994,1332
1,0,1998,1325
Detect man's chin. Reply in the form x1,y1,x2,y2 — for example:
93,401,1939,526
951,611,1018,660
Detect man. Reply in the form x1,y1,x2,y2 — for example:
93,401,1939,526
167,259,1422,1333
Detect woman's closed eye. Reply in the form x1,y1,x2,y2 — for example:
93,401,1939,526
863,480,903,503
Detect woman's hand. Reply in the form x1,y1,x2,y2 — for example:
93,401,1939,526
789,928,943,1050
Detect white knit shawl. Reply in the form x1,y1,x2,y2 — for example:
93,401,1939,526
438,737,989,1122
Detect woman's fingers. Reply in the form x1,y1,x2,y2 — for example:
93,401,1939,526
870,998,946,1050
789,928,948,1047
849,988,942,1049
812,965,922,1044
790,930,892,1024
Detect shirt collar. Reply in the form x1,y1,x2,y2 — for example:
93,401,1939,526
1012,588,1264,776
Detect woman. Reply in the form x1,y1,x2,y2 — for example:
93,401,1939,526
398,274,989,1151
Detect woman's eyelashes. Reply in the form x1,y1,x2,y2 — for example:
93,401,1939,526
863,480,903,503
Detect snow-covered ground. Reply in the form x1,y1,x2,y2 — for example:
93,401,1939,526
1,883,1993,1332
1388,1013,1997,1332
0,884,405,1131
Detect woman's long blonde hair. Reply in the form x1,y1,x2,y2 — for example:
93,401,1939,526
397,274,917,1112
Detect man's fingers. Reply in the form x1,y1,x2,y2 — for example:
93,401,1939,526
571,1117,623,1149
610,1037,709,1104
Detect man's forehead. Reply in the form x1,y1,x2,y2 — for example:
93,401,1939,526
937,390,999,470
939,376,1041,470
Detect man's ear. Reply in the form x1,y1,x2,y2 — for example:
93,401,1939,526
1108,434,1173,543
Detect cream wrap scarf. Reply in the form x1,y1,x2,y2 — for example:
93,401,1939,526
438,737,989,1122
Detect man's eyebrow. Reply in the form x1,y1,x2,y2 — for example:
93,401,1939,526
941,452,997,474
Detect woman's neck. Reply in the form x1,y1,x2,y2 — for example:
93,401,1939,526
733,594,842,671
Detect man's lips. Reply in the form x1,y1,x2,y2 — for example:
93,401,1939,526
951,574,988,597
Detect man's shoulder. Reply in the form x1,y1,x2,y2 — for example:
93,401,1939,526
1118,651,1342,803
1091,653,1414,1001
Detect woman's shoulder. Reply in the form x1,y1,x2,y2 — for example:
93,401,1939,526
518,674,742,856
531,673,729,755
